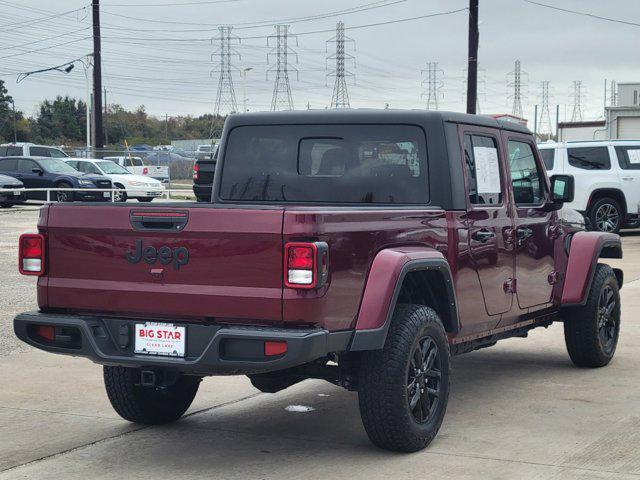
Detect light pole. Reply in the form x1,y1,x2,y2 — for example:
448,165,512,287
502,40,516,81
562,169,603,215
240,67,253,112
17,54,94,153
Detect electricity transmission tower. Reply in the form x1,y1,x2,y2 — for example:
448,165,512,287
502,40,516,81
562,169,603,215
421,62,444,110
538,81,552,137
267,24,298,111
507,60,526,118
211,25,240,115
326,21,355,109
570,80,584,122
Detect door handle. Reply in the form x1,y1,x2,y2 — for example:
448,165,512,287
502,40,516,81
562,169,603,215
471,229,495,243
622,177,634,181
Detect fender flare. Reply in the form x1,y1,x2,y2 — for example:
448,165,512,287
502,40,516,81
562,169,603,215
561,231,622,306
349,246,459,352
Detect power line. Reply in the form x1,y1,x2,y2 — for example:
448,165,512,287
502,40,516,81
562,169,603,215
523,0,640,28
268,25,298,111
326,21,355,109
0,3,89,32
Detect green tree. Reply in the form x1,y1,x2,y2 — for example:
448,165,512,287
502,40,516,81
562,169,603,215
0,79,18,142
35,96,86,144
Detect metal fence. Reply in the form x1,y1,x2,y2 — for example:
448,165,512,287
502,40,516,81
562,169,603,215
0,187,196,203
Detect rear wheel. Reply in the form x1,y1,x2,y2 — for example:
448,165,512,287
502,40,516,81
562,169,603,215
137,197,153,202
563,264,620,368
358,304,450,452
589,197,623,233
103,366,200,424
55,182,73,203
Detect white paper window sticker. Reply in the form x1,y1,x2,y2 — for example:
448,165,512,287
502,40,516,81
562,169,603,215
473,146,501,194
626,149,640,165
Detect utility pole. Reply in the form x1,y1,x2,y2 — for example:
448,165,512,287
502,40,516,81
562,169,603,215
570,80,583,122
103,87,107,145
421,62,444,110
326,21,355,109
268,24,298,111
10,99,16,142
212,26,240,115
466,0,479,114
92,0,103,150
538,81,552,138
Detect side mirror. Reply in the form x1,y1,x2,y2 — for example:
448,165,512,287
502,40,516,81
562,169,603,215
550,175,574,203
31,168,43,176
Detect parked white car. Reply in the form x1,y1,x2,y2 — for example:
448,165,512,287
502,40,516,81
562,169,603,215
538,140,640,232
0,142,68,158
65,159,164,202
103,156,170,183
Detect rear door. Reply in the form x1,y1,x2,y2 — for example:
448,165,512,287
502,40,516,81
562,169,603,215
460,126,514,316
504,134,557,310
613,144,640,218
43,205,285,322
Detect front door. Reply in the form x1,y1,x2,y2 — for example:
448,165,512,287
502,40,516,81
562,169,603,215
504,135,557,310
461,127,514,316
17,158,49,200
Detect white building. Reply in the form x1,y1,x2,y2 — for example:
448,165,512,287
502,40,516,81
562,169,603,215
557,121,606,141
606,82,640,139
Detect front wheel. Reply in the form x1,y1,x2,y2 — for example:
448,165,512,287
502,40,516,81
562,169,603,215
358,304,450,452
103,366,200,425
0,202,13,208
55,182,73,203
589,197,623,233
563,264,621,368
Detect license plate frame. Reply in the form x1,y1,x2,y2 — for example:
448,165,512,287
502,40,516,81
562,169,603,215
134,322,186,358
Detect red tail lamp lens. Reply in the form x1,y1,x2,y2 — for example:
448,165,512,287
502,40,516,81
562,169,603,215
193,164,200,180
19,233,45,275
288,246,314,269
264,341,287,356
22,236,42,258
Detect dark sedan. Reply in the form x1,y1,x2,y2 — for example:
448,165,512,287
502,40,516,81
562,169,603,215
0,157,112,202
0,174,25,208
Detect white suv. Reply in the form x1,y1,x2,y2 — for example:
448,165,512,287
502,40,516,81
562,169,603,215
538,140,640,232
0,142,68,158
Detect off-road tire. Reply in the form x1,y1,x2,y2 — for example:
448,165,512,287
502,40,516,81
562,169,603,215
358,304,450,452
588,197,623,233
563,264,621,368
104,366,200,425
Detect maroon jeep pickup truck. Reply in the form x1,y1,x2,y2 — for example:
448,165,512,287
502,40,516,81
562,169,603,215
14,110,623,452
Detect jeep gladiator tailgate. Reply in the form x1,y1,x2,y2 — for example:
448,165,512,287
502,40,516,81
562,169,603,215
39,204,284,322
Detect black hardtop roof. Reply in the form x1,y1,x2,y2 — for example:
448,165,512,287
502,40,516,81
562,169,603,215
225,109,531,134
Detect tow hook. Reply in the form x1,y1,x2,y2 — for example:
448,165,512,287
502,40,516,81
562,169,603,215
140,370,156,387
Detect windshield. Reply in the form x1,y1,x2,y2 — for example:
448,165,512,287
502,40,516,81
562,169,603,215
96,161,130,174
48,148,69,158
39,158,78,174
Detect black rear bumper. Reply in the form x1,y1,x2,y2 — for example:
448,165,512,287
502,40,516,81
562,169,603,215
14,311,352,375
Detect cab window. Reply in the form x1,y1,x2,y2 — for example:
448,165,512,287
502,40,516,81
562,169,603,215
508,140,545,206
539,149,555,170
463,133,503,206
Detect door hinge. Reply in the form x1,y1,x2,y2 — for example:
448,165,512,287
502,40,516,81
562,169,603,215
503,278,517,294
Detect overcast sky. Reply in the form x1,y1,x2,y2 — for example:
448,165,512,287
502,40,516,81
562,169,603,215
1,0,638,131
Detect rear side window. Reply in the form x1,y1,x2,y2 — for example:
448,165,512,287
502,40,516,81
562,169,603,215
0,146,22,156
568,147,610,170
30,147,51,157
220,125,429,204
0,158,18,172
539,149,555,170
463,133,502,206
615,146,640,170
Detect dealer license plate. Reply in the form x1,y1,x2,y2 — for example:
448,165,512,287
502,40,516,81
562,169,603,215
103,192,111,198
134,323,186,357
13,190,22,196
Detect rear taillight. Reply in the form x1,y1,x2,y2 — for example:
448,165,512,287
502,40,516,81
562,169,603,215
143,167,149,175
284,241,328,289
193,163,200,181
19,233,45,276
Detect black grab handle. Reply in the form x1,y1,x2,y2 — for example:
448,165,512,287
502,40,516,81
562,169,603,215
130,210,189,231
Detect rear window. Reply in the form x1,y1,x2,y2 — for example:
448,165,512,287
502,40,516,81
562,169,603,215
219,124,428,204
0,146,22,156
568,147,610,170
539,149,554,170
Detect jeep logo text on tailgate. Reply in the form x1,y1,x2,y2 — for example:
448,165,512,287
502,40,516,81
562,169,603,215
126,240,189,270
